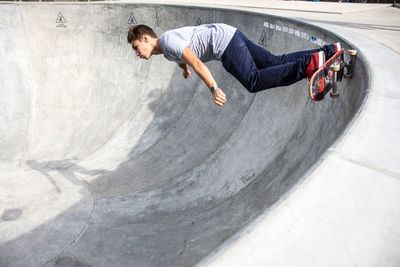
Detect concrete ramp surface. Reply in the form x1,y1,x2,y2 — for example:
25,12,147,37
0,3,366,266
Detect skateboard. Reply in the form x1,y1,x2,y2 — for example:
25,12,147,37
309,48,358,101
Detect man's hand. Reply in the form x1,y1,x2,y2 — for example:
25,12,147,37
183,69,192,79
179,63,192,79
213,88,227,107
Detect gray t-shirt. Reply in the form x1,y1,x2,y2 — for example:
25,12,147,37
159,23,237,64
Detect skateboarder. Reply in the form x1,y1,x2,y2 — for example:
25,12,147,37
127,23,340,106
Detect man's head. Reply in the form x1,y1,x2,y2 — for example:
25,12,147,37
127,25,158,60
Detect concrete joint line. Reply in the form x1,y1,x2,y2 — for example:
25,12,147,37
45,179,97,265
329,149,400,180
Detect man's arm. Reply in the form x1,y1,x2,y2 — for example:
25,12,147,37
181,47,226,106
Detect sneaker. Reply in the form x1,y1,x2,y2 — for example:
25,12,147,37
306,51,326,101
306,50,325,80
325,42,341,59
313,74,326,101
333,42,341,52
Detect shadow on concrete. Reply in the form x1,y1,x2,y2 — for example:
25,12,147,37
26,158,109,193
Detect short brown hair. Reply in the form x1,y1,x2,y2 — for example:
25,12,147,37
127,25,158,43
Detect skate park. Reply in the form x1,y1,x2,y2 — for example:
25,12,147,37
0,0,399,266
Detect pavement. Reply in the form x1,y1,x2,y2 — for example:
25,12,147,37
0,1,399,267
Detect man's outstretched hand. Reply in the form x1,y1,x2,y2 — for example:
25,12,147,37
213,88,226,107
183,69,192,79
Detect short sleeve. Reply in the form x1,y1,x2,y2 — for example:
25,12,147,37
160,32,189,62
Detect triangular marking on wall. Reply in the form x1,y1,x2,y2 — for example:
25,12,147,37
128,13,137,25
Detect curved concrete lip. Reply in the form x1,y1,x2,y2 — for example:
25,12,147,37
0,1,399,267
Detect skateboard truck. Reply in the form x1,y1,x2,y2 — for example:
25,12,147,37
330,63,341,98
344,49,357,79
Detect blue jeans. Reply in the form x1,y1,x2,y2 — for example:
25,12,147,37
221,30,333,93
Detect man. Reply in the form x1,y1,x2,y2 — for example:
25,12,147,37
127,23,340,106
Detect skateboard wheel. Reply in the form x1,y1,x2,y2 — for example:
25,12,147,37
330,64,341,72
348,49,357,56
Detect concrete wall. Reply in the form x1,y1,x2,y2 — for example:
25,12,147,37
0,3,367,266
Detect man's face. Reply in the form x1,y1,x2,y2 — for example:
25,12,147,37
131,36,152,60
